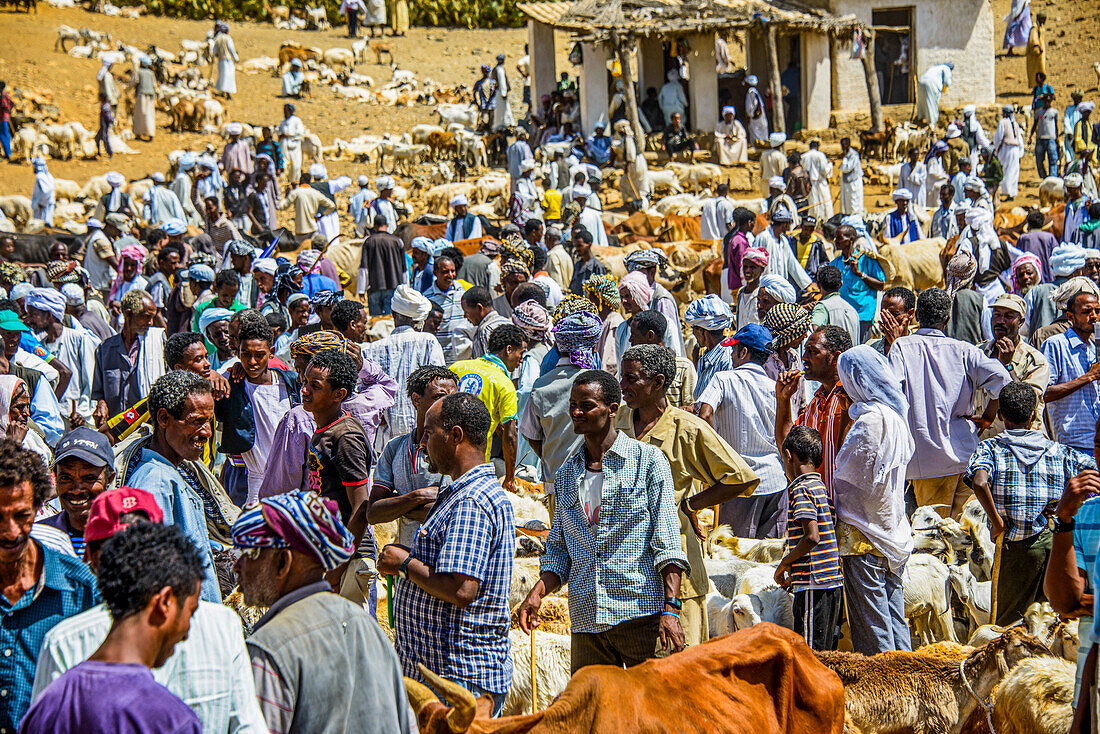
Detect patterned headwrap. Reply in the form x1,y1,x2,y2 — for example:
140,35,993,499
945,248,978,295
231,490,354,571
272,264,303,296
742,247,770,267
1052,276,1100,311
624,248,668,272
758,274,796,304
618,270,653,308
226,239,254,257
309,289,342,308
762,302,811,348
684,294,733,332
46,260,80,284
0,263,24,286
552,294,597,324
289,330,360,360
500,234,534,270
480,238,502,256
512,299,552,343
500,258,531,280
552,311,602,369
1010,253,1042,293
583,273,621,312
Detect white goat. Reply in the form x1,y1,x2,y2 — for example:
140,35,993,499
903,554,957,645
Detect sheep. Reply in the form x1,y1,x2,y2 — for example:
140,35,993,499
81,174,113,201
707,526,787,563
241,56,279,74
430,161,454,185
11,126,40,163
323,48,355,71
947,563,991,636
301,133,324,165
1024,602,1058,644
667,161,723,193
1039,176,1065,209
506,492,549,528
351,38,368,63
705,555,776,600
424,182,475,214
55,25,83,52
510,556,543,611
729,588,795,631
38,123,76,160
52,178,81,202
503,629,571,716
390,143,429,176
202,99,226,131
652,193,703,217
991,655,1074,734
305,6,331,30
0,195,33,224
904,553,958,645
967,624,1008,647
474,173,509,205
646,168,685,195
410,123,445,146
706,590,737,637
817,626,1050,734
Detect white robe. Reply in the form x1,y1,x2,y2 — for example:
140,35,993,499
492,64,514,130
658,81,687,126
700,196,733,241
839,149,864,215
171,173,202,227
31,170,55,226
714,118,747,164
802,149,834,220
620,134,650,207
899,161,927,207
963,114,991,167
755,227,812,291
315,177,353,246
994,116,1024,198
212,34,238,95
577,206,608,248
916,64,952,126
745,88,768,145
278,115,306,185
759,149,786,196
924,156,948,204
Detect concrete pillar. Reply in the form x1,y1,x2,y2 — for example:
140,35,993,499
802,31,831,130
528,21,557,109
686,32,718,133
579,41,610,134
636,35,665,101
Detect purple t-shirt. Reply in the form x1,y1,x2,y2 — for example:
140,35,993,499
19,661,200,734
1016,230,1059,282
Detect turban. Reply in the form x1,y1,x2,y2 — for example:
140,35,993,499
583,273,621,312
0,263,23,286
272,264,303,297
410,236,434,254
684,294,733,332
252,257,277,275
287,292,309,309
520,159,536,173
480,238,501,256
1052,276,1100,311
310,289,341,308
85,217,103,230
1066,173,1085,188
1079,101,1096,114
501,234,534,269
1087,249,1100,261
746,75,758,85
290,330,359,360
512,299,551,342
8,283,31,301
946,248,978,294
1010,253,1042,293
226,121,243,136
769,132,786,147
770,208,792,224
963,176,985,193
891,188,912,201
357,175,369,186
178,153,196,172
965,207,992,228
450,194,468,207
552,294,597,324
392,284,432,321
552,311,602,369
297,249,322,273
187,264,216,283
742,247,769,267
227,239,254,257
25,287,66,322
376,175,394,190
231,490,354,571
618,270,653,308
572,184,591,198
151,172,166,184
162,218,187,236
624,248,667,272
46,260,79,284
309,163,328,180
60,282,85,306
1002,104,1015,114
768,176,786,191
945,124,961,138
198,307,233,336
963,104,977,115
105,171,125,187
119,242,147,265
762,302,811,348
432,238,451,256
500,259,530,280
721,105,735,117
758,274,796,304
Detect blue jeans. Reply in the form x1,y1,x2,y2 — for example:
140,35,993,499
368,288,394,316
842,554,911,655
0,121,9,158
1035,137,1060,178
427,680,506,718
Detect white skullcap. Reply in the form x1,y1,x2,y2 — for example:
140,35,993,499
892,188,912,201
1066,173,1084,187
450,194,468,207
151,172,165,183
963,104,976,114
309,163,327,179
357,175,368,186
85,218,103,229
252,257,277,275
769,132,786,147
964,176,984,192
945,124,961,138
1086,249,1100,261
376,175,394,190
1079,101,1096,113
391,284,432,321
746,75,758,86
226,122,243,135
768,176,786,191
721,105,735,117
105,171,125,187
573,184,591,198
60,283,85,306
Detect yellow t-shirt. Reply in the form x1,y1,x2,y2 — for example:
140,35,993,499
450,354,519,460
541,189,562,221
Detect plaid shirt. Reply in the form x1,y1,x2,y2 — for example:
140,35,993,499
964,431,1096,541
0,542,98,733
1042,327,1100,451
542,432,689,634
394,463,515,695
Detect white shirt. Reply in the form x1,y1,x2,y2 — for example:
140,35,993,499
754,227,811,290
700,196,733,241
241,374,291,499
696,363,785,495
43,326,100,423
367,325,445,441
277,115,305,151
582,469,603,524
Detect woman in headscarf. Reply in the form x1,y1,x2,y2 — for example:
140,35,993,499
833,345,914,655
131,56,157,141
97,57,119,113
211,21,239,99
107,242,148,305
736,246,769,330
714,105,747,164
195,157,225,203
584,273,622,375
30,158,55,226
0,375,51,463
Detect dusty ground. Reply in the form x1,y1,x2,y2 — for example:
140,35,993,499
0,0,1097,220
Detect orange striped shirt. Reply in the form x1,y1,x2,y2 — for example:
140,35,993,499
795,384,852,500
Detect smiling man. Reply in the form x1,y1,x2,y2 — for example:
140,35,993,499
975,294,1050,436
92,289,164,429
38,428,114,557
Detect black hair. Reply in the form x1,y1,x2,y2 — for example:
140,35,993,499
571,227,593,244
531,245,547,273
438,392,491,449
331,299,364,332
0,438,52,508
461,286,493,309
373,214,388,228
149,370,212,421
164,332,206,369
266,311,288,332
439,246,465,273
622,344,676,395
157,243,183,262
999,381,1038,426
488,324,526,353
511,282,547,308
214,269,240,290
941,183,955,197
146,228,167,248
430,302,444,315
1025,210,1045,229
96,523,204,622
783,425,823,465
434,256,455,271
307,349,358,396
407,365,458,399
716,183,729,196
740,345,771,365
632,309,666,339
883,286,916,311
237,316,273,347
733,207,757,229
524,219,543,235
813,325,853,355
572,369,621,405
815,264,843,293
916,288,952,328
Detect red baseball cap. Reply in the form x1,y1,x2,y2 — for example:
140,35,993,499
83,487,164,559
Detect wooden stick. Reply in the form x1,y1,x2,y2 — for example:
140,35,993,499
529,626,538,715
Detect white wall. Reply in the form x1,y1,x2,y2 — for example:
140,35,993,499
830,0,994,112
528,21,557,109
802,32,832,130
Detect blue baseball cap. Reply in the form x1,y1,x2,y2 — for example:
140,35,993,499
723,323,774,353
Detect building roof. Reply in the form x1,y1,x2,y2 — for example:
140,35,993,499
519,0,861,40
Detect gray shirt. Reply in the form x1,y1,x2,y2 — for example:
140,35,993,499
1037,106,1060,140
374,431,445,546
518,360,584,488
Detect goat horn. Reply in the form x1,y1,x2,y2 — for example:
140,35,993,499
417,664,477,733
404,676,439,716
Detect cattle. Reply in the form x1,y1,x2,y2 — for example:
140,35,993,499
1038,176,1065,209
277,42,322,72
872,236,949,292
406,624,846,733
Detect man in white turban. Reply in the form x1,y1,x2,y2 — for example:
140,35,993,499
220,122,252,175
444,194,482,242
714,106,747,164
366,284,445,444
801,139,834,220
30,158,55,226
759,133,787,196
745,75,769,145
885,189,924,242
658,68,687,127
24,287,100,428
211,22,239,98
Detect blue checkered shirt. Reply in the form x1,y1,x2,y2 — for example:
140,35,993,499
1076,497,1100,600
1042,327,1100,452
542,432,689,634
693,344,735,401
0,541,98,733
965,431,1096,541
394,463,515,695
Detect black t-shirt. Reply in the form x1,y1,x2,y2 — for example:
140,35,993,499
307,412,371,523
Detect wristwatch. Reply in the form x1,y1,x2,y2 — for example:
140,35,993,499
398,555,413,579
664,596,683,610
1053,517,1076,534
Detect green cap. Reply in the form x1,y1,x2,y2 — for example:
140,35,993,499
0,310,29,333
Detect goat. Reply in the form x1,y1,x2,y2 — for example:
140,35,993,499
905,553,958,645
948,563,991,637
992,655,1074,734
503,629,571,716
55,24,81,52
371,41,394,65
305,6,330,30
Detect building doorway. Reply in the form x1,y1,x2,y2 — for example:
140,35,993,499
872,7,913,105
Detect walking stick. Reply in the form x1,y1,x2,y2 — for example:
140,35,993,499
386,573,395,628
529,626,538,715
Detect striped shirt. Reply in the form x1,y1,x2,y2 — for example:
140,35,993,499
786,472,843,589
366,325,445,442
424,281,473,365
796,384,853,498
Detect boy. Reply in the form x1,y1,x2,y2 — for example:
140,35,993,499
774,425,844,651
965,381,1097,625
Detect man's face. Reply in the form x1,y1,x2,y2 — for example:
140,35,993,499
411,249,430,269
0,239,14,258
423,309,443,334
290,300,311,328
177,342,211,378
230,254,250,274
880,295,913,329
671,113,681,129
772,221,790,236
236,548,283,607
215,283,239,307
126,300,157,337
238,338,272,381
742,259,765,285
1015,263,1039,291
1,329,19,359
154,585,200,668
122,258,138,281
990,306,1023,342
54,457,109,532
454,204,467,218
160,251,180,276
207,321,231,353
756,290,780,322
939,185,954,208
569,382,616,436
49,243,68,261
503,272,528,300
23,306,52,333
188,280,207,298
501,343,526,372
300,364,343,415
619,359,661,410
460,301,485,326
629,320,658,346
0,479,36,565
799,223,815,241
802,331,836,383
158,393,214,462
204,199,219,220
526,224,543,244
895,199,909,215
572,233,591,259
1084,258,1100,284
836,231,856,257
411,377,456,425
346,308,368,342
1068,294,1100,333
434,260,456,291
420,401,453,475
254,271,274,293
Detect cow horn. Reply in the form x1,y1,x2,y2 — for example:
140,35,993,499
417,664,477,733
404,676,440,716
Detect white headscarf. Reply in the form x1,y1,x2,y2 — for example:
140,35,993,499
97,58,114,81
0,375,26,434
106,171,125,212
391,284,432,322
833,345,914,574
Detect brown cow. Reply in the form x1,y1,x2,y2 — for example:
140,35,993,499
406,624,846,734
610,211,663,244
277,42,322,71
